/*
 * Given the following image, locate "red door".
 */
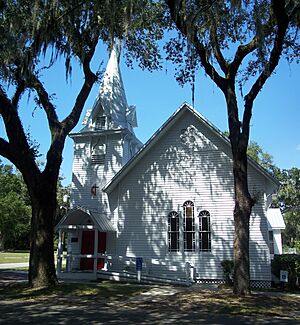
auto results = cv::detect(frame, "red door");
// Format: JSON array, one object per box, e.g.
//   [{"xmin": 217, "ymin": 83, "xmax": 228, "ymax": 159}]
[
  {"xmin": 80, "ymin": 231, "xmax": 107, "ymax": 270},
  {"xmin": 80, "ymin": 230, "xmax": 94, "ymax": 270},
  {"xmin": 97, "ymin": 232, "xmax": 107, "ymax": 269}
]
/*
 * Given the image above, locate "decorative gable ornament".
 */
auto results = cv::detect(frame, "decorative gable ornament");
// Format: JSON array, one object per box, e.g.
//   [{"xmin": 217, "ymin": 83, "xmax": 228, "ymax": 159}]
[{"xmin": 180, "ymin": 125, "xmax": 217, "ymax": 151}]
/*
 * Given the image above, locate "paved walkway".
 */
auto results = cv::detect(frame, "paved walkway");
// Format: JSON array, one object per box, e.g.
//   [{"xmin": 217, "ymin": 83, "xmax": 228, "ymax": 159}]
[{"xmin": 0, "ymin": 263, "xmax": 28, "ymax": 270}]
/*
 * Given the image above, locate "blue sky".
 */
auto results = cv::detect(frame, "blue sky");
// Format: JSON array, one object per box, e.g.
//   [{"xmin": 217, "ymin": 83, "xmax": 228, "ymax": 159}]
[{"xmin": 1, "ymin": 46, "xmax": 299, "ymax": 186}]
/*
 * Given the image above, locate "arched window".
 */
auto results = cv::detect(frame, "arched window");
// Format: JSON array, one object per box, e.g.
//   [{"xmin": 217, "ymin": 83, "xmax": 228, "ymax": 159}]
[
  {"xmin": 168, "ymin": 211, "xmax": 179, "ymax": 252},
  {"xmin": 199, "ymin": 210, "xmax": 211, "ymax": 251},
  {"xmin": 183, "ymin": 201, "xmax": 195, "ymax": 251}
]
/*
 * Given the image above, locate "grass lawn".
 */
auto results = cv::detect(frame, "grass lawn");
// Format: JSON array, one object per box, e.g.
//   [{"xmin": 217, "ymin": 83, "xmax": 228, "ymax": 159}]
[
  {"xmin": 0, "ymin": 251, "xmax": 29, "ymax": 264},
  {"xmin": 171, "ymin": 288, "xmax": 300, "ymax": 319},
  {"xmin": 0, "ymin": 282, "xmax": 299, "ymax": 320},
  {"xmin": 0, "ymin": 281, "xmax": 149, "ymax": 302}
]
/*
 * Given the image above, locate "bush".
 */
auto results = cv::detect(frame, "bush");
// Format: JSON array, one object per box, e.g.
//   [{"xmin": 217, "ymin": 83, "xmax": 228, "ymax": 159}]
[
  {"xmin": 221, "ymin": 260, "xmax": 234, "ymax": 286},
  {"xmin": 271, "ymin": 254, "xmax": 300, "ymax": 290}
]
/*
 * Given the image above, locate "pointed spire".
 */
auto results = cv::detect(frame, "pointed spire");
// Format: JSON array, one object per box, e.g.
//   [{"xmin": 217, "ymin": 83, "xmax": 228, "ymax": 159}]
[
  {"xmin": 98, "ymin": 43, "xmax": 128, "ymax": 128},
  {"xmin": 81, "ymin": 41, "xmax": 137, "ymax": 132}
]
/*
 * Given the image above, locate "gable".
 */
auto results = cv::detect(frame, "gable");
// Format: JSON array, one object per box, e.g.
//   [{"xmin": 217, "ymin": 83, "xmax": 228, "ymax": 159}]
[
  {"xmin": 103, "ymin": 103, "xmax": 278, "ymax": 194},
  {"xmin": 123, "ymin": 110, "xmax": 232, "ymax": 193},
  {"xmin": 104, "ymin": 105, "xmax": 231, "ymax": 194}
]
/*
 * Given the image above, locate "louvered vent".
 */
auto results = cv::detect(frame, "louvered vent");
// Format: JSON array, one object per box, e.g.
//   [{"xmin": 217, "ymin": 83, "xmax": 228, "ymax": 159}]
[
  {"xmin": 95, "ymin": 116, "xmax": 106, "ymax": 130},
  {"xmin": 91, "ymin": 154, "xmax": 105, "ymax": 165}
]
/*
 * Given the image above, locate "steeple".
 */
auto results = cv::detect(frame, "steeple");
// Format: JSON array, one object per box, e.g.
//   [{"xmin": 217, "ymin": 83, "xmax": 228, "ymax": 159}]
[
  {"xmin": 81, "ymin": 43, "xmax": 137, "ymax": 133},
  {"xmin": 69, "ymin": 42, "xmax": 142, "ymax": 214}
]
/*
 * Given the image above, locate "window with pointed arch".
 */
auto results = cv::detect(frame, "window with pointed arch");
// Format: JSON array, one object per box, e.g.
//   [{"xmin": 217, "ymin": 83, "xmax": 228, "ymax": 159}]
[
  {"xmin": 199, "ymin": 210, "xmax": 211, "ymax": 251},
  {"xmin": 183, "ymin": 201, "xmax": 195, "ymax": 251},
  {"xmin": 168, "ymin": 211, "xmax": 179, "ymax": 252}
]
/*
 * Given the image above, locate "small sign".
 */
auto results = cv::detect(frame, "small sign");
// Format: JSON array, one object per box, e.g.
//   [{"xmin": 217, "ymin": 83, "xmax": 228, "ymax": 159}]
[
  {"xmin": 280, "ymin": 270, "xmax": 288, "ymax": 283},
  {"xmin": 136, "ymin": 257, "xmax": 143, "ymax": 271}
]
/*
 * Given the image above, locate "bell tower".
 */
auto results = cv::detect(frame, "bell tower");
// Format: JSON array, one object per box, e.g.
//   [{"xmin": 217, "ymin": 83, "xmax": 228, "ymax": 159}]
[{"xmin": 70, "ymin": 45, "xmax": 142, "ymax": 213}]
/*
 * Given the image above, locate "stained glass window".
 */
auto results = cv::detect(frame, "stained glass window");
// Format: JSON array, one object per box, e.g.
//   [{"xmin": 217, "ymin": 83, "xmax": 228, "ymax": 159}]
[
  {"xmin": 199, "ymin": 210, "xmax": 211, "ymax": 251},
  {"xmin": 168, "ymin": 211, "xmax": 179, "ymax": 252},
  {"xmin": 183, "ymin": 201, "xmax": 195, "ymax": 251}
]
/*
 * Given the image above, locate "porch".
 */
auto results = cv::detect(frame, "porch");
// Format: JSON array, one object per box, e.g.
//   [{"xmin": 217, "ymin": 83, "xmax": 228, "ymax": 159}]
[{"xmin": 55, "ymin": 206, "xmax": 116, "ymax": 280}]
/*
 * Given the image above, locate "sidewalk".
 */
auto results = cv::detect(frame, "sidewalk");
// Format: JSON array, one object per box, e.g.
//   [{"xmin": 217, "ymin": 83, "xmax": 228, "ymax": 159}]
[{"xmin": 0, "ymin": 263, "xmax": 28, "ymax": 269}]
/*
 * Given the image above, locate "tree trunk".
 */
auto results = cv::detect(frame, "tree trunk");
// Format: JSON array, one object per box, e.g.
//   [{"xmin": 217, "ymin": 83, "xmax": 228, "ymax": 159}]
[
  {"xmin": 225, "ymin": 86, "xmax": 254, "ymax": 295},
  {"xmin": 28, "ymin": 178, "xmax": 58, "ymax": 288},
  {"xmin": 232, "ymin": 150, "xmax": 254, "ymax": 295}
]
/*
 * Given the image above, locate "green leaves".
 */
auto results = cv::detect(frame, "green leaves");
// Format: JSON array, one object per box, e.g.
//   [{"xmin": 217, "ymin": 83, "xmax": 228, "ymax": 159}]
[
  {"xmin": 0, "ymin": 160, "xmax": 31, "ymax": 250},
  {"xmin": 165, "ymin": 0, "xmax": 300, "ymax": 91},
  {"xmin": 246, "ymin": 140, "xmax": 278, "ymax": 175},
  {"xmin": 275, "ymin": 168, "xmax": 300, "ymax": 248},
  {"xmin": 0, "ymin": 192, "xmax": 31, "ymax": 250}
]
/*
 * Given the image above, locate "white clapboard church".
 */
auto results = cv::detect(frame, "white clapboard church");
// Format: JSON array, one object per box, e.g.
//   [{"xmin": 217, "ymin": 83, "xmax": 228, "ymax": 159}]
[{"xmin": 55, "ymin": 46, "xmax": 285, "ymax": 287}]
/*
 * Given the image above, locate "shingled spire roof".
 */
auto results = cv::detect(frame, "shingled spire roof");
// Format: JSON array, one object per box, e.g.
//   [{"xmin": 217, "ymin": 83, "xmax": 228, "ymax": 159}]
[
  {"xmin": 79, "ymin": 43, "xmax": 137, "ymax": 133},
  {"xmin": 97, "ymin": 43, "xmax": 128, "ymax": 128}
]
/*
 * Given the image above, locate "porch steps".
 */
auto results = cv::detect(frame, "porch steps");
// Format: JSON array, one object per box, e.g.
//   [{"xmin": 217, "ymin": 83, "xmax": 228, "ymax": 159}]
[{"xmin": 97, "ymin": 270, "xmax": 192, "ymax": 286}]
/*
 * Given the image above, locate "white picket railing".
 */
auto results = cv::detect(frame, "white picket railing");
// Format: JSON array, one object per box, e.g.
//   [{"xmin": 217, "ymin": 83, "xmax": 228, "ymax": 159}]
[{"xmin": 56, "ymin": 252, "xmax": 195, "ymax": 285}]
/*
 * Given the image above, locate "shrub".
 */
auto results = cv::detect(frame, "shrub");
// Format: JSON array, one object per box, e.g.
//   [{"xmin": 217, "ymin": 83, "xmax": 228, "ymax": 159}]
[
  {"xmin": 221, "ymin": 260, "xmax": 234, "ymax": 286},
  {"xmin": 271, "ymin": 254, "xmax": 300, "ymax": 290}
]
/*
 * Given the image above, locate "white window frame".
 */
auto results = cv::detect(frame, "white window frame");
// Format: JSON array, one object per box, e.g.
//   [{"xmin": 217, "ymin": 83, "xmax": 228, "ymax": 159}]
[
  {"xmin": 198, "ymin": 210, "xmax": 212, "ymax": 252},
  {"xmin": 168, "ymin": 211, "xmax": 180, "ymax": 252},
  {"xmin": 183, "ymin": 201, "xmax": 195, "ymax": 252}
]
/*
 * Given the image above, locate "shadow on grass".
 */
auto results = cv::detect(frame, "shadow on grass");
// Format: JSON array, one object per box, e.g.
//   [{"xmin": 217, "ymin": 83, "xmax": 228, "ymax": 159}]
[
  {"xmin": 0, "ymin": 281, "xmax": 149, "ymax": 301},
  {"xmin": 167, "ymin": 289, "xmax": 300, "ymax": 319},
  {"xmin": 0, "ymin": 283, "xmax": 299, "ymax": 324}
]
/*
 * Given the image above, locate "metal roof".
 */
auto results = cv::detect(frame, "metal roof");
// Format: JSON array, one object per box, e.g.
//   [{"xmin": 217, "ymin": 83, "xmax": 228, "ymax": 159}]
[
  {"xmin": 266, "ymin": 208, "xmax": 285, "ymax": 230},
  {"xmin": 55, "ymin": 206, "xmax": 116, "ymax": 232}
]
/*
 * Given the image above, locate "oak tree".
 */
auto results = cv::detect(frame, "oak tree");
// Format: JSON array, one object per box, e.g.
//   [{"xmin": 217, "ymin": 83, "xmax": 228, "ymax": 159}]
[
  {"xmin": 0, "ymin": 0, "xmax": 164, "ymax": 288},
  {"xmin": 165, "ymin": 0, "xmax": 300, "ymax": 294}
]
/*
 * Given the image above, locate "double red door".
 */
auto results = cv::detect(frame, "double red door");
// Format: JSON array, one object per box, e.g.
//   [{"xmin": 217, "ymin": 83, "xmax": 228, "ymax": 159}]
[{"xmin": 80, "ymin": 230, "xmax": 107, "ymax": 270}]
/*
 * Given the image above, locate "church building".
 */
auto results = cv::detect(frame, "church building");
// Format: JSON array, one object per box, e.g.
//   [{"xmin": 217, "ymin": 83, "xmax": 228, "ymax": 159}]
[{"xmin": 55, "ymin": 47, "xmax": 284, "ymax": 287}]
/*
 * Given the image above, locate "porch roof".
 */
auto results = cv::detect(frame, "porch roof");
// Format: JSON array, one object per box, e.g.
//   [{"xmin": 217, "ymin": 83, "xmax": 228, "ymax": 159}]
[
  {"xmin": 266, "ymin": 208, "xmax": 285, "ymax": 230},
  {"xmin": 55, "ymin": 206, "xmax": 116, "ymax": 232}
]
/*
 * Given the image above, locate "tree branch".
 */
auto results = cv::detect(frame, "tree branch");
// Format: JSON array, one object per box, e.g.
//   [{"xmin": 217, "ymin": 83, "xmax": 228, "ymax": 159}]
[
  {"xmin": 0, "ymin": 137, "xmax": 14, "ymax": 162},
  {"xmin": 29, "ymin": 73, "xmax": 60, "ymax": 134},
  {"xmin": 210, "ymin": 21, "xmax": 229, "ymax": 75},
  {"xmin": 166, "ymin": 0, "xmax": 227, "ymax": 92},
  {"xmin": 229, "ymin": 36, "xmax": 258, "ymax": 79},
  {"xmin": 228, "ymin": 5, "xmax": 278, "ymax": 80},
  {"xmin": 61, "ymin": 40, "xmax": 98, "ymax": 135},
  {"xmin": 242, "ymin": 0, "xmax": 289, "ymax": 144},
  {"xmin": 41, "ymin": 35, "xmax": 98, "ymax": 182},
  {"xmin": 12, "ymin": 79, "xmax": 26, "ymax": 108},
  {"xmin": 244, "ymin": 0, "xmax": 289, "ymax": 113},
  {"xmin": 0, "ymin": 87, "xmax": 40, "ymax": 180}
]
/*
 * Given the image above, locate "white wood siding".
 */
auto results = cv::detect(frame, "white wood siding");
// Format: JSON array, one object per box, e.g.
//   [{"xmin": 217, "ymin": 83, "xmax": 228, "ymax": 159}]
[
  {"xmin": 71, "ymin": 133, "xmax": 123, "ymax": 214},
  {"xmin": 107, "ymin": 110, "xmax": 271, "ymax": 281}
]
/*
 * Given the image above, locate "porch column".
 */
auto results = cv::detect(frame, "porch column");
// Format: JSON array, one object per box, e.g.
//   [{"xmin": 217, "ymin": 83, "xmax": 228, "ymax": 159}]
[
  {"xmin": 93, "ymin": 229, "xmax": 98, "ymax": 274},
  {"xmin": 57, "ymin": 229, "xmax": 63, "ymax": 273}
]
